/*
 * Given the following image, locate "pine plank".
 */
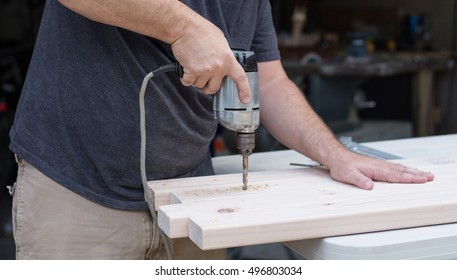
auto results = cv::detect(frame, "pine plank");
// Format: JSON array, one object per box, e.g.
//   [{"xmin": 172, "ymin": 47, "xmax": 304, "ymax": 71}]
[
  {"xmin": 148, "ymin": 167, "xmax": 329, "ymax": 209},
  {"xmin": 159, "ymin": 175, "xmax": 455, "ymax": 239},
  {"xmin": 153, "ymin": 156, "xmax": 457, "ymax": 250}
]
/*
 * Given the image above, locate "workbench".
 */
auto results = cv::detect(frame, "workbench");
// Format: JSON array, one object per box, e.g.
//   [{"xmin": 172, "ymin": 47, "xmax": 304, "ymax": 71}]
[
  {"xmin": 211, "ymin": 134, "xmax": 457, "ymax": 259},
  {"xmin": 282, "ymin": 52, "xmax": 455, "ymax": 136}
]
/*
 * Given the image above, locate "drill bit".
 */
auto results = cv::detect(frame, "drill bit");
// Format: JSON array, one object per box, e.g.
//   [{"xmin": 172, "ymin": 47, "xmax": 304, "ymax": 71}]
[
  {"xmin": 236, "ymin": 132, "xmax": 255, "ymax": 191},
  {"xmin": 242, "ymin": 155, "xmax": 248, "ymax": 190}
]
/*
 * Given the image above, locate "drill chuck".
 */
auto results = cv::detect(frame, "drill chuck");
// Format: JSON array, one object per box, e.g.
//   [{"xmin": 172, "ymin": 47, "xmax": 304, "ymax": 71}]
[{"xmin": 236, "ymin": 132, "xmax": 255, "ymax": 156}]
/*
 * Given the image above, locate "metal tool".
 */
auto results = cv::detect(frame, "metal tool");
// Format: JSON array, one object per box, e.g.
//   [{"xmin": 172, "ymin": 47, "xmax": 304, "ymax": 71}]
[
  {"xmin": 138, "ymin": 54, "xmax": 258, "ymax": 259},
  {"xmin": 339, "ymin": 136, "xmax": 402, "ymax": 160},
  {"xmin": 213, "ymin": 50, "xmax": 259, "ymax": 190}
]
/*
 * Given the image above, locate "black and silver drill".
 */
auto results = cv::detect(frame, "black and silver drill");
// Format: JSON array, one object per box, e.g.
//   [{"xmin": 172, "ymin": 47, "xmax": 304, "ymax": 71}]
[{"xmin": 213, "ymin": 50, "xmax": 259, "ymax": 190}]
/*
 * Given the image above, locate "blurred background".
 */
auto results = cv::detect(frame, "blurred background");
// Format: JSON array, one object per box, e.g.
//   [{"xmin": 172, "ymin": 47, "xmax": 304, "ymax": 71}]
[
  {"xmin": 212, "ymin": 0, "xmax": 456, "ymax": 157},
  {"xmin": 1, "ymin": 0, "xmax": 456, "ymax": 259}
]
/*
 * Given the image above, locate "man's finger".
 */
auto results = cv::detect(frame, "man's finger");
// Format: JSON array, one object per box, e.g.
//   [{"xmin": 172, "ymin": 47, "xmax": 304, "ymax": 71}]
[
  {"xmin": 404, "ymin": 167, "xmax": 434, "ymax": 181},
  {"xmin": 201, "ymin": 75, "xmax": 224, "ymax": 94},
  {"xmin": 351, "ymin": 173, "xmax": 374, "ymax": 190},
  {"xmin": 180, "ymin": 72, "xmax": 197, "ymax": 87},
  {"xmin": 228, "ymin": 63, "xmax": 251, "ymax": 103},
  {"xmin": 193, "ymin": 75, "xmax": 211, "ymax": 89}
]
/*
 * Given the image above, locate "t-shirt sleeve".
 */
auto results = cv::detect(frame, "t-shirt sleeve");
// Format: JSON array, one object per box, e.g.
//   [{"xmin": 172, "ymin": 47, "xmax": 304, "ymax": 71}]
[{"xmin": 251, "ymin": 0, "xmax": 281, "ymax": 62}]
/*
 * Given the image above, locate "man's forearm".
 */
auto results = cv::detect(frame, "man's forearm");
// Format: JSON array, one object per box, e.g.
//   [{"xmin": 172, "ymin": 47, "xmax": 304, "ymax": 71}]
[
  {"xmin": 58, "ymin": 0, "xmax": 201, "ymax": 44},
  {"xmin": 58, "ymin": 0, "xmax": 250, "ymax": 100},
  {"xmin": 258, "ymin": 60, "xmax": 348, "ymax": 168}
]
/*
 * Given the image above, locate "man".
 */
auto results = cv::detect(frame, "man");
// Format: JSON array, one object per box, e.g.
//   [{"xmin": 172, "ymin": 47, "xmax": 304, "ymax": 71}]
[{"xmin": 9, "ymin": 0, "xmax": 433, "ymax": 259}]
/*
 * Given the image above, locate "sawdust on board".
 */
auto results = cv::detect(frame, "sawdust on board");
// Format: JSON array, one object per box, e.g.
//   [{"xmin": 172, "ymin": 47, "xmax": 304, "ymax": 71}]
[{"xmin": 181, "ymin": 183, "xmax": 272, "ymax": 197}]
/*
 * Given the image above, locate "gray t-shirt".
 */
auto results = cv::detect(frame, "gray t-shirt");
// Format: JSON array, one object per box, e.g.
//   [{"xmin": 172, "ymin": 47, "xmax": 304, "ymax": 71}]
[{"xmin": 10, "ymin": 0, "xmax": 280, "ymax": 210}]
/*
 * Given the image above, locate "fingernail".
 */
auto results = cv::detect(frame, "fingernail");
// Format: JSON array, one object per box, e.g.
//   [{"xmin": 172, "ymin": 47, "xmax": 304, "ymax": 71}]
[
  {"xmin": 363, "ymin": 180, "xmax": 373, "ymax": 189},
  {"xmin": 243, "ymin": 96, "xmax": 251, "ymax": 103}
]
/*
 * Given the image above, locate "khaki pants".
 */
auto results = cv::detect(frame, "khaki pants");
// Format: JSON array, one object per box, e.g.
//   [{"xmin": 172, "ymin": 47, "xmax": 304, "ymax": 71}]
[{"xmin": 11, "ymin": 157, "xmax": 226, "ymax": 260}]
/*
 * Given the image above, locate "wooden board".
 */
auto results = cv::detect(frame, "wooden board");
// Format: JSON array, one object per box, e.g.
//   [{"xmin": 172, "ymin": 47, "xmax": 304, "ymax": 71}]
[{"xmin": 149, "ymin": 156, "xmax": 457, "ymax": 250}]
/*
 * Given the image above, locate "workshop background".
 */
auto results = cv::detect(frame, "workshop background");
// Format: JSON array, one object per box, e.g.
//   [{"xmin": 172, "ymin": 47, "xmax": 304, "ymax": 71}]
[{"xmin": 0, "ymin": 0, "xmax": 456, "ymax": 260}]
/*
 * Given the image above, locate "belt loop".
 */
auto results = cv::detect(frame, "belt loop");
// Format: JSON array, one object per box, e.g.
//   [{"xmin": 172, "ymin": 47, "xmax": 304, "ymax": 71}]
[
  {"xmin": 7, "ymin": 183, "xmax": 15, "ymax": 196},
  {"xmin": 14, "ymin": 154, "xmax": 22, "ymax": 164}
]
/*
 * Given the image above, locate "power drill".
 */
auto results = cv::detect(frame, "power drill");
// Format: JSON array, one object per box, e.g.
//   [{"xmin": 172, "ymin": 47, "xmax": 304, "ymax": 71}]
[
  {"xmin": 137, "ymin": 51, "xmax": 258, "ymax": 258},
  {"xmin": 213, "ymin": 50, "xmax": 259, "ymax": 190}
]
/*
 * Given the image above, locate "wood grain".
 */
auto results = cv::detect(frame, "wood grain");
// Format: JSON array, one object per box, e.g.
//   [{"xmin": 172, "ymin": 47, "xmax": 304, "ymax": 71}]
[{"xmin": 150, "ymin": 156, "xmax": 457, "ymax": 250}]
